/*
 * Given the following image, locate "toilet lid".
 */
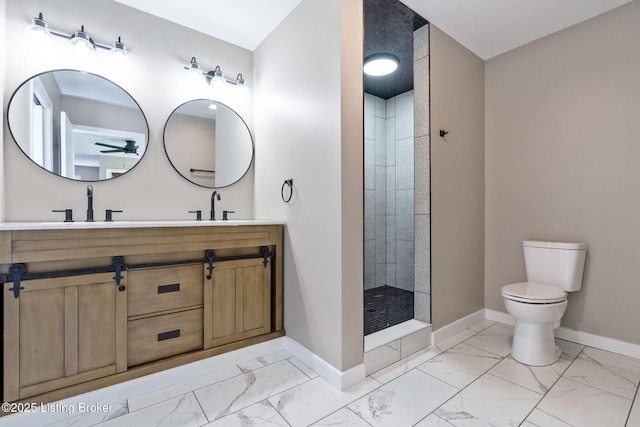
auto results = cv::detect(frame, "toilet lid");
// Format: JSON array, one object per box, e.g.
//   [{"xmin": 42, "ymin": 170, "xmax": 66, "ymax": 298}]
[{"xmin": 501, "ymin": 282, "xmax": 567, "ymax": 304}]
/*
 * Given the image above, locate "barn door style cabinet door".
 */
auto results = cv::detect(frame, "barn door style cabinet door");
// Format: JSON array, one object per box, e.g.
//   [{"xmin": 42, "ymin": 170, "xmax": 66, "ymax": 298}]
[
  {"xmin": 205, "ymin": 258, "xmax": 272, "ymax": 348},
  {"xmin": 3, "ymin": 273, "xmax": 127, "ymax": 401}
]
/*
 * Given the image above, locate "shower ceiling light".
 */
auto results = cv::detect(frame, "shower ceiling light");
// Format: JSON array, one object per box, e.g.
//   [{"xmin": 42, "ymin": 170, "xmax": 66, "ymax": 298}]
[{"xmin": 364, "ymin": 53, "xmax": 399, "ymax": 76}]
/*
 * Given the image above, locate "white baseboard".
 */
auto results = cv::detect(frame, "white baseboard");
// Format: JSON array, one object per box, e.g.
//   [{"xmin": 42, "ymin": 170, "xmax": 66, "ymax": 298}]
[
  {"xmin": 485, "ymin": 309, "xmax": 640, "ymax": 360},
  {"xmin": 284, "ymin": 337, "xmax": 366, "ymax": 390},
  {"xmin": 484, "ymin": 308, "xmax": 515, "ymax": 326},
  {"xmin": 431, "ymin": 309, "xmax": 485, "ymax": 344},
  {"xmin": 554, "ymin": 326, "xmax": 640, "ymax": 360}
]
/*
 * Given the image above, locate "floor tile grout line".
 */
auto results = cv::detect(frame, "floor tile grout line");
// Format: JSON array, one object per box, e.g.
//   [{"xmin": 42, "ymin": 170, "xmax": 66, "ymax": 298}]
[
  {"xmin": 264, "ymin": 398, "xmax": 294, "ymax": 427},
  {"xmin": 516, "ymin": 346, "xmax": 585, "ymax": 425},
  {"xmin": 625, "ymin": 387, "xmax": 639, "ymax": 427},
  {"xmin": 409, "ymin": 327, "xmax": 571, "ymax": 426},
  {"xmin": 126, "ymin": 356, "xmax": 313, "ymax": 425},
  {"xmin": 190, "ymin": 390, "xmax": 211, "ymax": 424}
]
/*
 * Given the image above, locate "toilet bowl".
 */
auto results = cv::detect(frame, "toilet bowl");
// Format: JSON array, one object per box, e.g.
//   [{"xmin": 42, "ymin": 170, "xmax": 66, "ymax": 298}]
[
  {"xmin": 501, "ymin": 241, "xmax": 586, "ymax": 366},
  {"xmin": 502, "ymin": 282, "xmax": 568, "ymax": 365}
]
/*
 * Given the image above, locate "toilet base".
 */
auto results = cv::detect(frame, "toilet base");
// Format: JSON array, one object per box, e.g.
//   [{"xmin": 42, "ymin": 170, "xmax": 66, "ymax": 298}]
[{"xmin": 511, "ymin": 320, "xmax": 562, "ymax": 366}]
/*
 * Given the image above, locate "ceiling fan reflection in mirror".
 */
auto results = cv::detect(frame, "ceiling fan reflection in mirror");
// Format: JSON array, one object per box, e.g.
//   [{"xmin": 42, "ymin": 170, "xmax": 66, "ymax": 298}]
[{"xmin": 95, "ymin": 139, "xmax": 139, "ymax": 155}]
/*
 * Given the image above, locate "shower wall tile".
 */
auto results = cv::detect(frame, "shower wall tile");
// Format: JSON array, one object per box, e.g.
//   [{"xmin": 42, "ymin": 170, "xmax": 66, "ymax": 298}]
[
  {"xmin": 414, "ymin": 25, "xmax": 429, "ymax": 61},
  {"xmin": 396, "ymin": 241, "xmax": 415, "ymax": 292},
  {"xmin": 375, "ymin": 117, "xmax": 386, "ymax": 165},
  {"xmin": 375, "ymin": 215, "xmax": 386, "ymax": 262},
  {"xmin": 375, "ymin": 95, "xmax": 386, "ymax": 118},
  {"xmin": 395, "ymin": 91, "xmax": 415, "ymax": 140},
  {"xmin": 364, "ymin": 138, "xmax": 375, "ymax": 190},
  {"xmin": 415, "ymin": 291, "xmax": 431, "ymax": 323},
  {"xmin": 376, "ymin": 262, "xmax": 387, "ymax": 288},
  {"xmin": 414, "ymin": 56, "xmax": 430, "ymax": 138},
  {"xmin": 364, "ymin": 190, "xmax": 375, "ymax": 240},
  {"xmin": 386, "ymin": 117, "xmax": 396, "ymax": 165},
  {"xmin": 386, "ymin": 214, "xmax": 396, "ymax": 263},
  {"xmin": 364, "ymin": 240, "xmax": 376, "ymax": 290},
  {"xmin": 415, "ymin": 135, "xmax": 430, "ymax": 215},
  {"xmin": 386, "ymin": 263, "xmax": 396, "ymax": 288},
  {"xmin": 386, "ymin": 167, "xmax": 396, "ymax": 214},
  {"xmin": 396, "ymin": 190, "xmax": 414, "ymax": 241},
  {"xmin": 415, "ymin": 215, "xmax": 431, "ymax": 294},
  {"xmin": 396, "ymin": 137, "xmax": 414, "ymax": 190},
  {"xmin": 375, "ymin": 166, "xmax": 386, "ymax": 214},
  {"xmin": 385, "ymin": 96, "xmax": 395, "ymax": 119},
  {"xmin": 364, "ymin": 94, "xmax": 375, "ymax": 140}
]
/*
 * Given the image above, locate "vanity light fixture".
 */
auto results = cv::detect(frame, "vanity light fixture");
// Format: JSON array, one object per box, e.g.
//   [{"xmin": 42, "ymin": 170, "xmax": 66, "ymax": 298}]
[
  {"xmin": 24, "ymin": 12, "xmax": 130, "ymax": 63},
  {"xmin": 184, "ymin": 58, "xmax": 249, "ymax": 96},
  {"xmin": 364, "ymin": 53, "xmax": 399, "ymax": 76}
]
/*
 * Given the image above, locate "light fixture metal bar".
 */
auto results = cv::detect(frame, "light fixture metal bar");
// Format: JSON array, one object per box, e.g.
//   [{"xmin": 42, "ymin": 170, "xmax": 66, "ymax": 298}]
[
  {"xmin": 48, "ymin": 29, "xmax": 113, "ymax": 51},
  {"xmin": 28, "ymin": 13, "xmax": 127, "ymax": 54}
]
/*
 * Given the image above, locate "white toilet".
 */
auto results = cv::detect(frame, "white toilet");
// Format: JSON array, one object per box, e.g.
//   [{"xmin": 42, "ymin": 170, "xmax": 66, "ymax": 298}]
[{"xmin": 501, "ymin": 240, "xmax": 587, "ymax": 366}]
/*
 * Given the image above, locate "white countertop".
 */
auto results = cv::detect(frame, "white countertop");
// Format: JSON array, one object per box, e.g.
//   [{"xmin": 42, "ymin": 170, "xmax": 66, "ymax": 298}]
[{"xmin": 0, "ymin": 220, "xmax": 284, "ymax": 231}]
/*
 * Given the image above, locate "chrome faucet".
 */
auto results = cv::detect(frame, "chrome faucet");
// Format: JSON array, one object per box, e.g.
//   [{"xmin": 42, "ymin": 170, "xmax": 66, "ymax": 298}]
[
  {"xmin": 86, "ymin": 185, "xmax": 94, "ymax": 222},
  {"xmin": 210, "ymin": 191, "xmax": 221, "ymax": 220}
]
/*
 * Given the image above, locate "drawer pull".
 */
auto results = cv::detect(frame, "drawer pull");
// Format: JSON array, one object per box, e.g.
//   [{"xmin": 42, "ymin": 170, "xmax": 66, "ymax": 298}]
[
  {"xmin": 157, "ymin": 329, "xmax": 181, "ymax": 341},
  {"xmin": 157, "ymin": 283, "xmax": 180, "ymax": 294}
]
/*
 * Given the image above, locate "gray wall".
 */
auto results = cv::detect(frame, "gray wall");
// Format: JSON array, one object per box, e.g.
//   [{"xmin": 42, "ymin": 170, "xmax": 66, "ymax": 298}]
[
  {"xmin": 430, "ymin": 25, "xmax": 485, "ymax": 330},
  {"xmin": 254, "ymin": 0, "xmax": 364, "ymax": 372},
  {"xmin": 3, "ymin": 0, "xmax": 254, "ymax": 221},
  {"xmin": 485, "ymin": 1, "xmax": 640, "ymax": 345}
]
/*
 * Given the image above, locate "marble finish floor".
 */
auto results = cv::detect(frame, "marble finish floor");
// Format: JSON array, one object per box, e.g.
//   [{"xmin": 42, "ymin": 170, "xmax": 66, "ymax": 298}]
[{"xmin": 44, "ymin": 321, "xmax": 640, "ymax": 426}]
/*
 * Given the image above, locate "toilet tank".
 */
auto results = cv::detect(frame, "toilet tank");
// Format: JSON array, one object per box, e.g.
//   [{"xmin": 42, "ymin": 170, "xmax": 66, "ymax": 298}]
[{"xmin": 523, "ymin": 241, "xmax": 587, "ymax": 292}]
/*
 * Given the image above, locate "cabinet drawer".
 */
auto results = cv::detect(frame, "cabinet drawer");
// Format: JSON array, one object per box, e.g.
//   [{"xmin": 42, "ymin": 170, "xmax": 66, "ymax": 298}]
[
  {"xmin": 128, "ymin": 265, "xmax": 203, "ymax": 317},
  {"xmin": 128, "ymin": 308, "xmax": 203, "ymax": 366}
]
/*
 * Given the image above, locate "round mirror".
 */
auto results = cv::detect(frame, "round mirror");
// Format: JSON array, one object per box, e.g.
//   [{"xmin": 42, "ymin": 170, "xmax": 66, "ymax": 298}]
[
  {"xmin": 163, "ymin": 99, "xmax": 253, "ymax": 188},
  {"xmin": 7, "ymin": 70, "xmax": 149, "ymax": 181}
]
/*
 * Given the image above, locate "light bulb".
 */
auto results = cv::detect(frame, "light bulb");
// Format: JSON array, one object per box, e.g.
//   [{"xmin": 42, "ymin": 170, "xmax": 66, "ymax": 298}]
[
  {"xmin": 185, "ymin": 57, "xmax": 203, "ymax": 85},
  {"xmin": 24, "ymin": 13, "xmax": 51, "ymax": 45},
  {"xmin": 69, "ymin": 26, "xmax": 95, "ymax": 56},
  {"xmin": 110, "ymin": 37, "xmax": 128, "ymax": 66},
  {"xmin": 208, "ymin": 66, "xmax": 227, "ymax": 93},
  {"xmin": 235, "ymin": 73, "xmax": 249, "ymax": 97}
]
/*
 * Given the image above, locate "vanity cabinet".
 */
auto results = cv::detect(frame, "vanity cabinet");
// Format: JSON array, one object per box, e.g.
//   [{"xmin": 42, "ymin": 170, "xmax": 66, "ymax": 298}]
[
  {"xmin": 3, "ymin": 273, "xmax": 127, "ymax": 401},
  {"xmin": 1, "ymin": 223, "xmax": 283, "ymax": 403}
]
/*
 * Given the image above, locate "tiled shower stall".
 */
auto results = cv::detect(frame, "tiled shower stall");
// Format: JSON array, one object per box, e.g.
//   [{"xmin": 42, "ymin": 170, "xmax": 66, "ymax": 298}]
[{"xmin": 364, "ymin": 24, "xmax": 430, "ymax": 335}]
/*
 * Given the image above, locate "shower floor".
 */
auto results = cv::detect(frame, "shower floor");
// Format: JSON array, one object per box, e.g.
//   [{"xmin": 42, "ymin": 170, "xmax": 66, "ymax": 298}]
[{"xmin": 364, "ymin": 285, "xmax": 414, "ymax": 336}]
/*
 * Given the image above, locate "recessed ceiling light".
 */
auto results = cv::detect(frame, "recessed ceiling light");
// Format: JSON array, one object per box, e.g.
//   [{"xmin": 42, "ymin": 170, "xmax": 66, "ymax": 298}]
[{"xmin": 363, "ymin": 53, "xmax": 399, "ymax": 76}]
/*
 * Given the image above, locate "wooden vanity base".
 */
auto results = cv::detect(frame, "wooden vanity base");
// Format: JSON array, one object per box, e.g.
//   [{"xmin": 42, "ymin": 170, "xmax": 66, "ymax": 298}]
[{"xmin": 1, "ymin": 224, "xmax": 283, "ymax": 404}]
